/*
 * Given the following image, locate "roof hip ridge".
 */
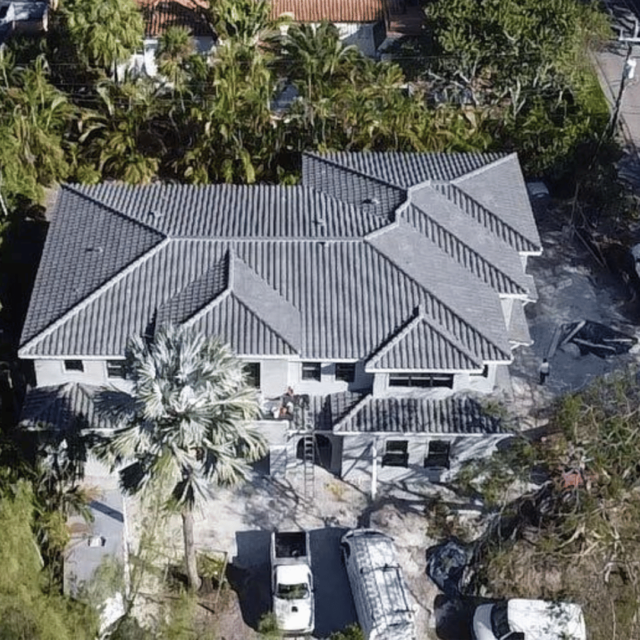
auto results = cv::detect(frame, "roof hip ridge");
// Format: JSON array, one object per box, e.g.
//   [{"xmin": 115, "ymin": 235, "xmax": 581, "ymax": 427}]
[
  {"xmin": 365, "ymin": 240, "xmax": 510, "ymax": 361},
  {"xmin": 450, "ymin": 152, "xmax": 513, "ymax": 183},
  {"xmin": 332, "ymin": 393, "xmax": 372, "ymax": 433},
  {"xmin": 366, "ymin": 304, "xmax": 483, "ymax": 370},
  {"xmin": 436, "ymin": 181, "xmax": 538, "ymax": 252},
  {"xmin": 407, "ymin": 202, "xmax": 527, "ymax": 296},
  {"xmin": 63, "ymin": 184, "xmax": 168, "ymax": 238},
  {"xmin": 303, "ymin": 151, "xmax": 408, "ymax": 192},
  {"xmin": 19, "ymin": 237, "xmax": 173, "ymax": 355}
]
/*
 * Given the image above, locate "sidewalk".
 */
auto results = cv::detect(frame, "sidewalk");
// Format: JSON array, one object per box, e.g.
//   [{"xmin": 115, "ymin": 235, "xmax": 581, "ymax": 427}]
[
  {"xmin": 593, "ymin": 42, "xmax": 640, "ymax": 145},
  {"xmin": 594, "ymin": 2, "xmax": 640, "ymax": 187}
]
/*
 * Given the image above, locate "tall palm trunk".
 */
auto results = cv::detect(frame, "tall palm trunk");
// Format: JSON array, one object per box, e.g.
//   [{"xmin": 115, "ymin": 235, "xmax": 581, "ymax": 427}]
[{"xmin": 182, "ymin": 508, "xmax": 201, "ymax": 590}]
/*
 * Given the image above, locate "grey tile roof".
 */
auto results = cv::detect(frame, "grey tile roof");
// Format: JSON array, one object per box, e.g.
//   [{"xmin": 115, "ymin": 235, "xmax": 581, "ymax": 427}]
[
  {"xmin": 21, "ymin": 188, "xmax": 165, "ymax": 345},
  {"xmin": 19, "ymin": 152, "xmax": 540, "ymax": 369},
  {"xmin": 367, "ymin": 220, "xmax": 511, "ymax": 360},
  {"xmin": 20, "ymin": 383, "xmax": 112, "ymax": 431},
  {"xmin": 157, "ymin": 254, "xmax": 229, "ymax": 326},
  {"xmin": 434, "ymin": 183, "xmax": 539, "ymax": 254},
  {"xmin": 314, "ymin": 151, "xmax": 506, "ymax": 188},
  {"xmin": 21, "ymin": 384, "xmax": 502, "ymax": 438},
  {"xmin": 310, "ymin": 391, "xmax": 367, "ymax": 431},
  {"xmin": 405, "ymin": 195, "xmax": 533, "ymax": 297},
  {"xmin": 67, "ymin": 183, "xmax": 387, "ymax": 238},
  {"xmin": 453, "ymin": 156, "xmax": 542, "ymax": 252},
  {"xmin": 366, "ymin": 307, "xmax": 483, "ymax": 371},
  {"xmin": 302, "ymin": 153, "xmax": 406, "ymax": 218},
  {"xmin": 332, "ymin": 394, "xmax": 504, "ymax": 434},
  {"xmin": 190, "ymin": 291, "xmax": 299, "ymax": 355}
]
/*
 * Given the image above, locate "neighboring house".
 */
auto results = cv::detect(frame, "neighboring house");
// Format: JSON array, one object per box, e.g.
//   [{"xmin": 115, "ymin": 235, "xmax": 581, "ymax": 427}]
[
  {"xmin": 272, "ymin": 0, "xmax": 423, "ymax": 58},
  {"xmin": 0, "ymin": 0, "xmax": 48, "ymax": 44},
  {"xmin": 124, "ymin": 0, "xmax": 214, "ymax": 77},
  {"xmin": 19, "ymin": 151, "xmax": 541, "ymax": 487}
]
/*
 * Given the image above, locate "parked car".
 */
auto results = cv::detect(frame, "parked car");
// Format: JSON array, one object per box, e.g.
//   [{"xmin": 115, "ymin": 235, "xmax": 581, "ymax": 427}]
[
  {"xmin": 270, "ymin": 531, "xmax": 314, "ymax": 636},
  {"xmin": 340, "ymin": 528, "xmax": 416, "ymax": 640},
  {"xmin": 473, "ymin": 599, "xmax": 587, "ymax": 640}
]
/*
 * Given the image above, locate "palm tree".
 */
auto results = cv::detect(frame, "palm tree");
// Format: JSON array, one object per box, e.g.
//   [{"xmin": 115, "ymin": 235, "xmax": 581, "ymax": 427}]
[
  {"xmin": 0, "ymin": 52, "xmax": 75, "ymax": 205},
  {"xmin": 156, "ymin": 26, "xmax": 196, "ymax": 92},
  {"xmin": 206, "ymin": 0, "xmax": 280, "ymax": 46},
  {"xmin": 95, "ymin": 324, "xmax": 267, "ymax": 590},
  {"xmin": 61, "ymin": 0, "xmax": 144, "ymax": 77}
]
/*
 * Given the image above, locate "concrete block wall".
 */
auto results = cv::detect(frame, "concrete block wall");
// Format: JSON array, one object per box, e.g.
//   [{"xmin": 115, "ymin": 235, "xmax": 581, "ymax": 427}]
[
  {"xmin": 33, "ymin": 359, "xmax": 131, "ymax": 390},
  {"xmin": 338, "ymin": 432, "xmax": 508, "ymax": 486}
]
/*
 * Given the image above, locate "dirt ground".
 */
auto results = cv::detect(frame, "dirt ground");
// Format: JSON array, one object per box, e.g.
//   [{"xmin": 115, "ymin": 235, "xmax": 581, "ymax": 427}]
[
  {"xmin": 127, "ymin": 467, "xmax": 446, "ymax": 639},
  {"xmin": 124, "ymin": 202, "xmax": 640, "ymax": 640},
  {"xmin": 508, "ymin": 210, "xmax": 640, "ymax": 425}
]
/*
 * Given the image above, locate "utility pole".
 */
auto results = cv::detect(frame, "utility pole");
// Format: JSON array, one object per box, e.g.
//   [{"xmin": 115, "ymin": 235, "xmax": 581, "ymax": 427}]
[
  {"xmin": 0, "ymin": 172, "xmax": 9, "ymax": 218},
  {"xmin": 606, "ymin": 44, "xmax": 636, "ymax": 139},
  {"xmin": 608, "ymin": 11, "xmax": 640, "ymax": 139}
]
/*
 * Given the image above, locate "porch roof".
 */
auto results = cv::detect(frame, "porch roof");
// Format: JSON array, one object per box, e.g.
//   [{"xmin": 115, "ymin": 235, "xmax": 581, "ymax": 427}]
[{"xmin": 329, "ymin": 393, "xmax": 504, "ymax": 434}]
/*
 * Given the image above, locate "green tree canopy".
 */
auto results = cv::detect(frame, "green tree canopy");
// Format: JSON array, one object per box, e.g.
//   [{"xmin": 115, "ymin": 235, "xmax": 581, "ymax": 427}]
[
  {"xmin": 61, "ymin": 0, "xmax": 144, "ymax": 74},
  {"xmin": 0, "ymin": 51, "xmax": 74, "ymax": 205},
  {"xmin": 0, "ymin": 478, "xmax": 97, "ymax": 640}
]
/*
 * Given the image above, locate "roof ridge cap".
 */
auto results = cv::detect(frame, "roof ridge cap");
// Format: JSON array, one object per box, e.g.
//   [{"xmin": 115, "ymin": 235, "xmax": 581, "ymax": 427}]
[
  {"xmin": 407, "ymin": 202, "xmax": 527, "ymax": 296},
  {"xmin": 365, "ymin": 310, "xmax": 422, "ymax": 369},
  {"xmin": 304, "ymin": 151, "xmax": 408, "ymax": 192},
  {"xmin": 19, "ymin": 237, "xmax": 172, "ymax": 356},
  {"xmin": 332, "ymin": 393, "xmax": 372, "ymax": 433},
  {"xmin": 231, "ymin": 294, "xmax": 299, "ymax": 353},
  {"xmin": 450, "ymin": 152, "xmax": 512, "ymax": 183},
  {"xmin": 181, "ymin": 250, "xmax": 232, "ymax": 328},
  {"xmin": 63, "ymin": 184, "xmax": 168, "ymax": 239}
]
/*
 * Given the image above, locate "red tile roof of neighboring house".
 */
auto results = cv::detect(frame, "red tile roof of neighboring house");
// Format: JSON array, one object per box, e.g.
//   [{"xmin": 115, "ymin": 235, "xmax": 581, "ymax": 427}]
[
  {"xmin": 136, "ymin": 0, "xmax": 213, "ymax": 38},
  {"xmin": 271, "ymin": 0, "xmax": 385, "ymax": 24}
]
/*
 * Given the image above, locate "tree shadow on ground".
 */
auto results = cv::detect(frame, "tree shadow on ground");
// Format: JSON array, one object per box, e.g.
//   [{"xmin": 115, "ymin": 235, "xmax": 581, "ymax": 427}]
[{"xmin": 434, "ymin": 594, "xmax": 495, "ymax": 640}]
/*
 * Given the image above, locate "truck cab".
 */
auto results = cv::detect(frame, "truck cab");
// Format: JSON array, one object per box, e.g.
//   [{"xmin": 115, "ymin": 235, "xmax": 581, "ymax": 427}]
[
  {"xmin": 271, "ymin": 531, "xmax": 314, "ymax": 636},
  {"xmin": 473, "ymin": 599, "xmax": 587, "ymax": 640}
]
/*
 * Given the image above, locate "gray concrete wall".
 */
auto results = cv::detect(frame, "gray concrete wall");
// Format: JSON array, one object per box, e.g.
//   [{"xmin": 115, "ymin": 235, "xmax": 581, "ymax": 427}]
[
  {"xmin": 33, "ymin": 359, "xmax": 131, "ymax": 390},
  {"xmin": 338, "ymin": 432, "xmax": 506, "ymax": 488},
  {"xmin": 289, "ymin": 361, "xmax": 373, "ymax": 396},
  {"xmin": 370, "ymin": 368, "xmax": 498, "ymax": 397},
  {"xmin": 254, "ymin": 419, "xmax": 290, "ymax": 448}
]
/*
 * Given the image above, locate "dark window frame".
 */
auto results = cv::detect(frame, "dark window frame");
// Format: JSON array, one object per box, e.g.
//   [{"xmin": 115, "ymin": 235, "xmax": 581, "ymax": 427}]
[
  {"xmin": 106, "ymin": 360, "xmax": 126, "ymax": 379},
  {"xmin": 244, "ymin": 362, "xmax": 261, "ymax": 388},
  {"xmin": 424, "ymin": 440, "xmax": 451, "ymax": 469},
  {"xmin": 335, "ymin": 362, "xmax": 356, "ymax": 383},
  {"xmin": 388, "ymin": 373, "xmax": 454, "ymax": 388},
  {"xmin": 382, "ymin": 440, "xmax": 409, "ymax": 467},
  {"xmin": 64, "ymin": 360, "xmax": 84, "ymax": 372},
  {"xmin": 301, "ymin": 361, "xmax": 321, "ymax": 381}
]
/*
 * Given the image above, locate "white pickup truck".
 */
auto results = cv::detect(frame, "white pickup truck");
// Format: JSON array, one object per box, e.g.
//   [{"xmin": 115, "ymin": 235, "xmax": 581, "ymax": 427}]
[
  {"xmin": 473, "ymin": 599, "xmax": 587, "ymax": 640},
  {"xmin": 271, "ymin": 531, "xmax": 314, "ymax": 636}
]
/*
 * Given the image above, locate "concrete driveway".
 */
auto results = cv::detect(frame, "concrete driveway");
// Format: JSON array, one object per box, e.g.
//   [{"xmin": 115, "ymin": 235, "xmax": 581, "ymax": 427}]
[{"xmin": 229, "ymin": 526, "xmax": 357, "ymax": 638}]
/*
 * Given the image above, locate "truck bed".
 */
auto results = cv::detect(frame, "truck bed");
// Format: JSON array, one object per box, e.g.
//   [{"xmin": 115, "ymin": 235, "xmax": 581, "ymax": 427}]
[{"xmin": 274, "ymin": 531, "xmax": 308, "ymax": 559}]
